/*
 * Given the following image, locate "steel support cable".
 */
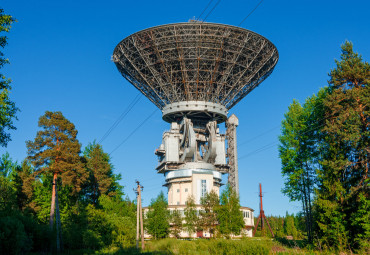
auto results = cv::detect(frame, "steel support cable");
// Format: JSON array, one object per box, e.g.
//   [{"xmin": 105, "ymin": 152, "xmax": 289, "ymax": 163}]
[
  {"xmin": 99, "ymin": 93, "xmax": 142, "ymax": 144},
  {"xmin": 203, "ymin": 0, "xmax": 221, "ymax": 22},
  {"xmin": 238, "ymin": 110, "xmax": 339, "ymax": 151},
  {"xmin": 140, "ymin": 174, "xmax": 164, "ymax": 183},
  {"xmin": 238, "ymin": 0, "xmax": 264, "ymax": 26},
  {"xmin": 109, "ymin": 109, "xmax": 158, "ymax": 155},
  {"xmin": 143, "ymin": 186, "xmax": 166, "ymax": 193},
  {"xmin": 197, "ymin": 0, "xmax": 214, "ymax": 20},
  {"xmin": 238, "ymin": 125, "xmax": 280, "ymax": 147},
  {"xmin": 238, "ymin": 142, "xmax": 277, "ymax": 160},
  {"xmin": 238, "ymin": 114, "xmax": 337, "ymax": 161}
]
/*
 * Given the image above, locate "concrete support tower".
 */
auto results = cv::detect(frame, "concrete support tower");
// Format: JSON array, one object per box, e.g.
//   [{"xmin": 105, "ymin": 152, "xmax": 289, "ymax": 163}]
[{"xmin": 226, "ymin": 114, "xmax": 239, "ymax": 195}]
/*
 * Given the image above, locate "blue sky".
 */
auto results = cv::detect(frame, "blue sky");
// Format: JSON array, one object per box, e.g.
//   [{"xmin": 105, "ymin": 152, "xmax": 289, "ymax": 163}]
[{"xmin": 1, "ymin": 0, "xmax": 369, "ymax": 216}]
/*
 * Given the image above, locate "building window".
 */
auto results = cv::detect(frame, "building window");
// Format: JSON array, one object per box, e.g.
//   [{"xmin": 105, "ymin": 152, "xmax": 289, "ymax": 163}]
[
  {"xmin": 177, "ymin": 201, "xmax": 180, "ymax": 205},
  {"xmin": 185, "ymin": 188, "xmax": 188, "ymax": 192},
  {"xmin": 201, "ymin": 180, "xmax": 207, "ymax": 198},
  {"xmin": 177, "ymin": 189, "xmax": 180, "ymax": 193}
]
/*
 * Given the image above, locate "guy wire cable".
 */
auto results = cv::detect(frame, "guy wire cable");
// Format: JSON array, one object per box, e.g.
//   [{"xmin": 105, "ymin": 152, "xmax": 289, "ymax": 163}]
[
  {"xmin": 99, "ymin": 93, "xmax": 142, "ymax": 144},
  {"xmin": 197, "ymin": 0, "xmax": 214, "ymax": 20},
  {"xmin": 203, "ymin": 0, "xmax": 221, "ymax": 22},
  {"xmin": 238, "ymin": 113, "xmax": 337, "ymax": 160},
  {"xmin": 109, "ymin": 108, "xmax": 158, "ymax": 155},
  {"xmin": 238, "ymin": 0, "xmax": 264, "ymax": 26}
]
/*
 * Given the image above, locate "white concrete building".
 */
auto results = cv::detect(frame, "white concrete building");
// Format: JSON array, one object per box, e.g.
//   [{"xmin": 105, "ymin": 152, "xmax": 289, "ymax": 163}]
[{"xmin": 143, "ymin": 205, "xmax": 254, "ymax": 238}]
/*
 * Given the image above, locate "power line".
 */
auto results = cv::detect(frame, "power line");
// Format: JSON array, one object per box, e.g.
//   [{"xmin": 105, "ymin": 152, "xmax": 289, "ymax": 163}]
[
  {"xmin": 99, "ymin": 93, "xmax": 142, "ymax": 144},
  {"xmin": 238, "ymin": 0, "xmax": 264, "ymax": 26},
  {"xmin": 238, "ymin": 124, "xmax": 280, "ymax": 147},
  {"xmin": 109, "ymin": 109, "xmax": 157, "ymax": 155},
  {"xmin": 197, "ymin": 0, "xmax": 214, "ymax": 20},
  {"xmin": 203, "ymin": 0, "xmax": 221, "ymax": 22},
  {"xmin": 239, "ymin": 141, "xmax": 277, "ymax": 160},
  {"xmin": 238, "ymin": 114, "xmax": 336, "ymax": 161}
]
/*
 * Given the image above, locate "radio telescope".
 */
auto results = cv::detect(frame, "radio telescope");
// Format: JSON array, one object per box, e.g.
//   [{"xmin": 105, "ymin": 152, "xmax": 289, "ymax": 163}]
[{"xmin": 113, "ymin": 21, "xmax": 278, "ymax": 204}]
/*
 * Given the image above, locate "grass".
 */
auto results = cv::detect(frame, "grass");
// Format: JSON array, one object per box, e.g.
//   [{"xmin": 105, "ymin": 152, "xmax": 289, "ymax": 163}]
[{"xmin": 54, "ymin": 238, "xmax": 328, "ymax": 255}]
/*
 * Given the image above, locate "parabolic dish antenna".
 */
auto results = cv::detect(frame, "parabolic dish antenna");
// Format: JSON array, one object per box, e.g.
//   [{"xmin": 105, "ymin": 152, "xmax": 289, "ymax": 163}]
[{"xmin": 113, "ymin": 22, "xmax": 278, "ymax": 123}]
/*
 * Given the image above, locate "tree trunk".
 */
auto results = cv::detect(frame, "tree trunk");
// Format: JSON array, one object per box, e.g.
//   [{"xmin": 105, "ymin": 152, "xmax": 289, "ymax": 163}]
[
  {"xmin": 49, "ymin": 173, "xmax": 57, "ymax": 228},
  {"xmin": 55, "ymin": 180, "xmax": 62, "ymax": 253},
  {"xmin": 301, "ymin": 178, "xmax": 310, "ymax": 241},
  {"xmin": 305, "ymin": 166, "xmax": 313, "ymax": 243}
]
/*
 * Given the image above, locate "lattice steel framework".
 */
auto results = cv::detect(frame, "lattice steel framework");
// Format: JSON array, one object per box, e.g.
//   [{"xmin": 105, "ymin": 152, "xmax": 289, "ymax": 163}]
[{"xmin": 113, "ymin": 22, "xmax": 278, "ymax": 114}]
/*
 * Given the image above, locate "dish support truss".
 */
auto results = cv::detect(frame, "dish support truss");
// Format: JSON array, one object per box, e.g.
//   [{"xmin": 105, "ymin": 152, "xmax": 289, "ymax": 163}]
[{"xmin": 112, "ymin": 22, "xmax": 278, "ymax": 113}]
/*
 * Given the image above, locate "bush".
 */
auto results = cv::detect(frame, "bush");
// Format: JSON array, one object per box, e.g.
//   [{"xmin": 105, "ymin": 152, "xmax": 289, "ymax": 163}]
[{"xmin": 0, "ymin": 215, "xmax": 31, "ymax": 254}]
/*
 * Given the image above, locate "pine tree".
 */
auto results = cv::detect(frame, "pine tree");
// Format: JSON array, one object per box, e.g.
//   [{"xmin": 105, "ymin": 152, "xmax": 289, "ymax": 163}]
[
  {"xmin": 0, "ymin": 9, "xmax": 18, "ymax": 147},
  {"xmin": 315, "ymin": 41, "xmax": 370, "ymax": 250},
  {"xmin": 26, "ymin": 111, "xmax": 87, "ymax": 251},
  {"xmin": 217, "ymin": 185, "xmax": 244, "ymax": 237}
]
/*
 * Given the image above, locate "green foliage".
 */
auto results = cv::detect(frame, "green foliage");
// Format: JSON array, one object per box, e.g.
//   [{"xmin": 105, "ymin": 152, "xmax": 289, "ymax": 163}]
[
  {"xmin": 254, "ymin": 213, "xmax": 304, "ymax": 239},
  {"xmin": 283, "ymin": 212, "xmax": 298, "ymax": 238},
  {"xmin": 184, "ymin": 195, "xmax": 197, "ymax": 236},
  {"xmin": 31, "ymin": 175, "xmax": 53, "ymax": 223},
  {"xmin": 27, "ymin": 111, "xmax": 87, "ymax": 195},
  {"xmin": 0, "ymin": 152, "xmax": 17, "ymax": 177},
  {"xmin": 0, "ymin": 215, "xmax": 31, "ymax": 254},
  {"xmin": 82, "ymin": 142, "xmax": 123, "ymax": 205},
  {"xmin": 217, "ymin": 185, "xmax": 244, "ymax": 237},
  {"xmin": 278, "ymin": 89, "xmax": 327, "ymax": 241},
  {"xmin": 170, "ymin": 209, "xmax": 182, "ymax": 238},
  {"xmin": 0, "ymin": 111, "xmax": 135, "ymax": 253},
  {"xmin": 0, "ymin": 175, "xmax": 15, "ymax": 211},
  {"xmin": 314, "ymin": 41, "xmax": 370, "ymax": 251},
  {"xmin": 0, "ymin": 9, "xmax": 18, "ymax": 147},
  {"xmin": 279, "ymin": 41, "xmax": 369, "ymax": 252},
  {"xmin": 199, "ymin": 190, "xmax": 219, "ymax": 237},
  {"xmin": 0, "ymin": 208, "xmax": 51, "ymax": 254},
  {"xmin": 146, "ymin": 191, "xmax": 170, "ymax": 239}
]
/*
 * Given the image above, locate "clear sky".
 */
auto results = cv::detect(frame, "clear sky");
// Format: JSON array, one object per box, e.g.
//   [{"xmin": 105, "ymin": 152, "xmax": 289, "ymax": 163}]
[{"xmin": 1, "ymin": 0, "xmax": 369, "ymax": 216}]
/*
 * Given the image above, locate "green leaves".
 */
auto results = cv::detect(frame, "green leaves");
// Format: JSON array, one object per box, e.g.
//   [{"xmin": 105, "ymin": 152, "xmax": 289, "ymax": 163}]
[
  {"xmin": 145, "ymin": 191, "xmax": 170, "ymax": 239},
  {"xmin": 27, "ymin": 111, "xmax": 86, "ymax": 195},
  {"xmin": 0, "ymin": 9, "xmax": 18, "ymax": 148},
  {"xmin": 217, "ymin": 185, "xmax": 244, "ymax": 237},
  {"xmin": 83, "ymin": 142, "xmax": 122, "ymax": 205},
  {"xmin": 279, "ymin": 41, "xmax": 369, "ymax": 251},
  {"xmin": 314, "ymin": 41, "xmax": 370, "ymax": 251},
  {"xmin": 184, "ymin": 195, "xmax": 197, "ymax": 236}
]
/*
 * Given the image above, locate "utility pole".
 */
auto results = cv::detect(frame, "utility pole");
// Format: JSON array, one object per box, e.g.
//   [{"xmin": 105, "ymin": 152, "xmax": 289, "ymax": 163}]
[
  {"xmin": 134, "ymin": 181, "xmax": 144, "ymax": 250},
  {"xmin": 253, "ymin": 183, "xmax": 274, "ymax": 237}
]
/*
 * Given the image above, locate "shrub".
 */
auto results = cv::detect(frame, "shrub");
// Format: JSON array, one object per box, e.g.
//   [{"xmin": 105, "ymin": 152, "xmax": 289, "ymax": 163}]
[{"xmin": 0, "ymin": 215, "xmax": 31, "ymax": 254}]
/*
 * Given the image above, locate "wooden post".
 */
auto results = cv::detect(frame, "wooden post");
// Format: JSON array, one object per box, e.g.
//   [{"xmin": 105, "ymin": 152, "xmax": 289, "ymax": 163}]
[
  {"xmin": 139, "ymin": 186, "xmax": 145, "ymax": 250},
  {"xmin": 135, "ymin": 184, "xmax": 140, "ymax": 249},
  {"xmin": 135, "ymin": 181, "xmax": 145, "ymax": 250}
]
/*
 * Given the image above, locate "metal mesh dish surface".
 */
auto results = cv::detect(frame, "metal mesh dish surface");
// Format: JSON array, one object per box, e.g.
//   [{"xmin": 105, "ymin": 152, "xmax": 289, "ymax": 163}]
[{"xmin": 113, "ymin": 22, "xmax": 278, "ymax": 110}]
